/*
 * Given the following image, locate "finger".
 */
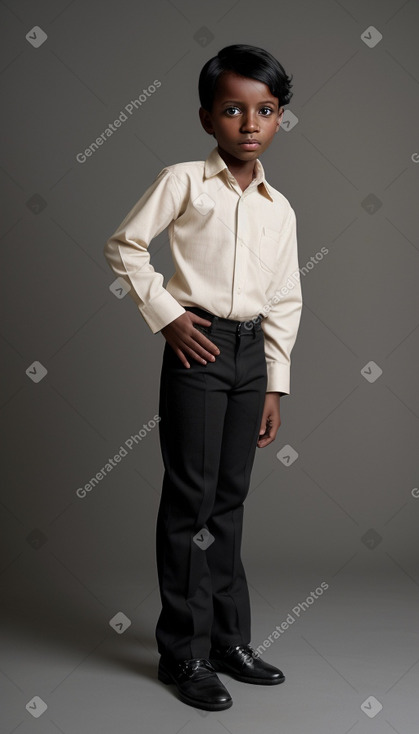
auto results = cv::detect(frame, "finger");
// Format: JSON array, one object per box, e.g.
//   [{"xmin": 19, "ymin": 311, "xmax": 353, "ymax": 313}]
[
  {"xmin": 259, "ymin": 416, "xmax": 268, "ymax": 435},
  {"xmin": 189, "ymin": 323, "xmax": 220, "ymax": 352},
  {"xmin": 171, "ymin": 336, "xmax": 210, "ymax": 366},
  {"xmin": 258, "ymin": 420, "xmax": 279, "ymax": 447},
  {"xmin": 184, "ymin": 346, "xmax": 208, "ymax": 365},
  {"xmin": 192, "ymin": 336, "xmax": 220, "ymax": 358},
  {"xmin": 258, "ymin": 431, "xmax": 275, "ymax": 447},
  {"xmin": 187, "ymin": 334, "xmax": 219, "ymax": 360},
  {"xmin": 174, "ymin": 347, "xmax": 190, "ymax": 368},
  {"xmin": 188, "ymin": 314, "xmax": 213, "ymax": 328}
]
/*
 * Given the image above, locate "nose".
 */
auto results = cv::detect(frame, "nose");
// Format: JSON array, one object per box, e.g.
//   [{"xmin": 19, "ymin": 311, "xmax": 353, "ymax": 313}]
[{"xmin": 240, "ymin": 110, "xmax": 259, "ymax": 132}]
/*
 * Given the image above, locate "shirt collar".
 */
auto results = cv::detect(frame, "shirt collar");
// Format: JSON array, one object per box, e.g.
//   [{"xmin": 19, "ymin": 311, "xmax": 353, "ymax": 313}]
[{"xmin": 204, "ymin": 146, "xmax": 274, "ymax": 202}]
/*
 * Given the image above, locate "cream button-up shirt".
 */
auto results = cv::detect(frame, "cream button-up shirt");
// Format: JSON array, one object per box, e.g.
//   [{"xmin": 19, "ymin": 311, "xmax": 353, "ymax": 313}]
[{"xmin": 104, "ymin": 146, "xmax": 303, "ymax": 394}]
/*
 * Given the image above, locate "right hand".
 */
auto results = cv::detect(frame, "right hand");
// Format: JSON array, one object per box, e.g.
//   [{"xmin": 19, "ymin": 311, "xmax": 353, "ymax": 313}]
[{"xmin": 161, "ymin": 312, "xmax": 220, "ymax": 368}]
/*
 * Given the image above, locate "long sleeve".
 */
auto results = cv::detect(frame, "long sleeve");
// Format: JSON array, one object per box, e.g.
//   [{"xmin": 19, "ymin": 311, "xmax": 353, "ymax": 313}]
[
  {"xmin": 104, "ymin": 148, "xmax": 303, "ymax": 391},
  {"xmin": 261, "ymin": 207, "xmax": 303, "ymax": 395},
  {"xmin": 104, "ymin": 168, "xmax": 187, "ymax": 333}
]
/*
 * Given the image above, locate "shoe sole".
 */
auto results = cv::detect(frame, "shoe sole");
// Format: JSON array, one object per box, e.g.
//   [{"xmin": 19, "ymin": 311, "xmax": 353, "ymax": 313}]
[
  {"xmin": 210, "ymin": 660, "xmax": 285, "ymax": 686},
  {"xmin": 158, "ymin": 664, "xmax": 233, "ymax": 711}
]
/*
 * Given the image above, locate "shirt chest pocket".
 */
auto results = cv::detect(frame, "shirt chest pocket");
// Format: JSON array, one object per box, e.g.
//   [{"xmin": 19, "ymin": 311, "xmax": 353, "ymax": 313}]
[{"xmin": 258, "ymin": 226, "xmax": 281, "ymax": 274}]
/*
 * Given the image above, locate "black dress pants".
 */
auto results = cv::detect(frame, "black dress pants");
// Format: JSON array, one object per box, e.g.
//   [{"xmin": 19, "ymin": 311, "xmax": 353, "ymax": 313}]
[{"xmin": 155, "ymin": 306, "xmax": 267, "ymax": 662}]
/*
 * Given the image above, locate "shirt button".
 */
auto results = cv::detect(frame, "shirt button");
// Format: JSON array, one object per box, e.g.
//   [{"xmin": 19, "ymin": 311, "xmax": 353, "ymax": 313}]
[{"xmin": 237, "ymin": 287, "xmax": 241, "ymax": 293}]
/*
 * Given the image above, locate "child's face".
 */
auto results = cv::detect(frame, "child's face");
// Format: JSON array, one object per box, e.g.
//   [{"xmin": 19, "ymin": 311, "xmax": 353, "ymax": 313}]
[{"xmin": 199, "ymin": 71, "xmax": 284, "ymax": 164}]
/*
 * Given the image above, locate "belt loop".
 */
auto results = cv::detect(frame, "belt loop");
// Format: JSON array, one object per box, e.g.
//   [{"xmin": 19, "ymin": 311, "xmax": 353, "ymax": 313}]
[{"xmin": 209, "ymin": 315, "xmax": 218, "ymax": 334}]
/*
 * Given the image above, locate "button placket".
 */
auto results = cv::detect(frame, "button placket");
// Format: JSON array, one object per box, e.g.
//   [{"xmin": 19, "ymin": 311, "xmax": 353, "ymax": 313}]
[{"xmin": 232, "ymin": 196, "xmax": 247, "ymax": 312}]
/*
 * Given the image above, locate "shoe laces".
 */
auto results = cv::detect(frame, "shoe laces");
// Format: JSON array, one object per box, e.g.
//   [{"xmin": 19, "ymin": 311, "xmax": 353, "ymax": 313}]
[
  {"xmin": 179, "ymin": 658, "xmax": 215, "ymax": 676},
  {"xmin": 228, "ymin": 644, "xmax": 255, "ymax": 663}
]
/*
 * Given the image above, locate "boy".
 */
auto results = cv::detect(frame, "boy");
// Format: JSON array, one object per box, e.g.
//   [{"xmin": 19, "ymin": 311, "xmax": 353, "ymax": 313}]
[{"xmin": 104, "ymin": 44, "xmax": 303, "ymax": 712}]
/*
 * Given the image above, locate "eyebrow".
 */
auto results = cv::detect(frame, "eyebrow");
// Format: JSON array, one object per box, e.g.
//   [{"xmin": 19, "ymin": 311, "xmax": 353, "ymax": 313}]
[{"xmin": 221, "ymin": 99, "xmax": 277, "ymax": 105}]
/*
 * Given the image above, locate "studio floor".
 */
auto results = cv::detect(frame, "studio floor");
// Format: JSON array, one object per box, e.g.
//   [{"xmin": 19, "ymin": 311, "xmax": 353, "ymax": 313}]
[{"xmin": 1, "ymin": 559, "xmax": 418, "ymax": 734}]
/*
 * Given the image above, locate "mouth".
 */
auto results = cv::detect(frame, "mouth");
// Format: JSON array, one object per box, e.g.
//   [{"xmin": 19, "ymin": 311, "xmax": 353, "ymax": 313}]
[{"xmin": 239, "ymin": 140, "xmax": 261, "ymax": 149}]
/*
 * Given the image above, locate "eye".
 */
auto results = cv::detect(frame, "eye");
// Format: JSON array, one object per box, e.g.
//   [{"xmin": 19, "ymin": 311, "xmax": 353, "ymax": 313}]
[{"xmin": 223, "ymin": 106, "xmax": 274, "ymax": 117}]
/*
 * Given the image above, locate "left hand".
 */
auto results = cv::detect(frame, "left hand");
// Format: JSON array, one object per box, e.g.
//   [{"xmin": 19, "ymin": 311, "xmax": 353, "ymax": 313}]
[{"xmin": 257, "ymin": 392, "xmax": 281, "ymax": 448}]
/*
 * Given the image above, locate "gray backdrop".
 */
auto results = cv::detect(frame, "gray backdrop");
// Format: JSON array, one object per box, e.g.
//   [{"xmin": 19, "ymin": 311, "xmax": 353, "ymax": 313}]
[{"xmin": 1, "ymin": 0, "xmax": 419, "ymax": 732}]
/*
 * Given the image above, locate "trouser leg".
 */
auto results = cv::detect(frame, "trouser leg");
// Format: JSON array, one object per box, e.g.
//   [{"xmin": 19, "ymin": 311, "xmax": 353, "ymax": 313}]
[
  {"xmin": 156, "ymin": 331, "xmax": 233, "ymax": 661},
  {"xmin": 207, "ymin": 329, "xmax": 267, "ymax": 647},
  {"xmin": 155, "ymin": 321, "xmax": 266, "ymax": 661}
]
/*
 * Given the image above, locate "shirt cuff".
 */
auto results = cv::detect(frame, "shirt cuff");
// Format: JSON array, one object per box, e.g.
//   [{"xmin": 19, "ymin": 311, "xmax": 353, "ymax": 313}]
[
  {"xmin": 266, "ymin": 361, "xmax": 291, "ymax": 395},
  {"xmin": 140, "ymin": 291, "xmax": 186, "ymax": 333}
]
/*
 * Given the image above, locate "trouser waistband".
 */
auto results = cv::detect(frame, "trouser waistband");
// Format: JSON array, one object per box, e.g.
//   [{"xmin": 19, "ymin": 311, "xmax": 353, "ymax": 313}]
[{"xmin": 184, "ymin": 306, "xmax": 264, "ymax": 335}]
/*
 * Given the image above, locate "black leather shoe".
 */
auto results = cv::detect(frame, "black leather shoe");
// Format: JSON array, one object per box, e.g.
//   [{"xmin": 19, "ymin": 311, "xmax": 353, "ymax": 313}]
[
  {"xmin": 158, "ymin": 657, "xmax": 233, "ymax": 711},
  {"xmin": 209, "ymin": 644, "xmax": 285, "ymax": 685}
]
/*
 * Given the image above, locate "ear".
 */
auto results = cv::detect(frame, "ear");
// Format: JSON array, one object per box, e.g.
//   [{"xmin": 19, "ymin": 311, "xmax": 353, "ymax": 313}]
[
  {"xmin": 275, "ymin": 107, "xmax": 284, "ymax": 131},
  {"xmin": 199, "ymin": 106, "xmax": 215, "ymax": 136}
]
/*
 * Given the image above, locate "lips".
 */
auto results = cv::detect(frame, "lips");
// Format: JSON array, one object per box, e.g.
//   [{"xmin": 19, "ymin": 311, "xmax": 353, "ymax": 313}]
[{"xmin": 240, "ymin": 140, "xmax": 260, "ymax": 145}]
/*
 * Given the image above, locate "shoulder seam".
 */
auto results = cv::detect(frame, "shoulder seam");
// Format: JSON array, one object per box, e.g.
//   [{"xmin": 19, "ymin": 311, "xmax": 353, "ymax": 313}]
[{"xmin": 165, "ymin": 168, "xmax": 184, "ymax": 210}]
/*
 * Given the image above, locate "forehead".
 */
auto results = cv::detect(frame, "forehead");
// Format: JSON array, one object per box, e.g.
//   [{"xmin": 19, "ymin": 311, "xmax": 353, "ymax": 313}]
[{"xmin": 214, "ymin": 71, "xmax": 277, "ymax": 104}]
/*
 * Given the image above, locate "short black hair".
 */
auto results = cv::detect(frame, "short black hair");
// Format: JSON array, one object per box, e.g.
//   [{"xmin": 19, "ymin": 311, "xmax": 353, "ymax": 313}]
[{"xmin": 198, "ymin": 43, "xmax": 293, "ymax": 112}]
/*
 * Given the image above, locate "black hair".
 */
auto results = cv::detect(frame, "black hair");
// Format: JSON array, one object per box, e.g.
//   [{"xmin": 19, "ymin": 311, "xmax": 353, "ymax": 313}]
[{"xmin": 198, "ymin": 43, "xmax": 293, "ymax": 112}]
